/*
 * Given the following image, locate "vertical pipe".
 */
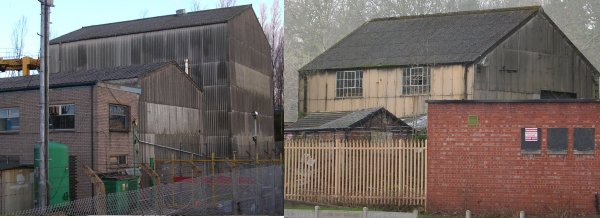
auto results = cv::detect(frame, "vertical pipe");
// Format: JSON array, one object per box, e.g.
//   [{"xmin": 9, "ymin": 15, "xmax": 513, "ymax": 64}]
[
  {"xmin": 132, "ymin": 121, "xmax": 136, "ymax": 177},
  {"xmin": 37, "ymin": 0, "xmax": 51, "ymax": 208},
  {"xmin": 90, "ymin": 86, "xmax": 95, "ymax": 195}
]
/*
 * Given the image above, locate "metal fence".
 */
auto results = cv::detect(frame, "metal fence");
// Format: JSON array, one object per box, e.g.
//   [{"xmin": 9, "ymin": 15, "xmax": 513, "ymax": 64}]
[
  {"xmin": 285, "ymin": 139, "xmax": 427, "ymax": 207},
  {"xmin": 5, "ymin": 164, "xmax": 283, "ymax": 216}
]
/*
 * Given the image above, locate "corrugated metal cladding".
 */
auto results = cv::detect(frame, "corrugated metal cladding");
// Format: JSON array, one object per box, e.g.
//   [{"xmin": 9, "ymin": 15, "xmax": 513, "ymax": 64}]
[
  {"xmin": 49, "ymin": 6, "xmax": 274, "ymax": 159},
  {"xmin": 138, "ymin": 64, "xmax": 203, "ymax": 162},
  {"xmin": 228, "ymin": 9, "xmax": 275, "ymax": 158}
]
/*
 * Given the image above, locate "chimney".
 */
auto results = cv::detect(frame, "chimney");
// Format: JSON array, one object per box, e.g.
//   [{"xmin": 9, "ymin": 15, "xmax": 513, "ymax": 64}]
[{"xmin": 176, "ymin": 9, "xmax": 186, "ymax": 16}]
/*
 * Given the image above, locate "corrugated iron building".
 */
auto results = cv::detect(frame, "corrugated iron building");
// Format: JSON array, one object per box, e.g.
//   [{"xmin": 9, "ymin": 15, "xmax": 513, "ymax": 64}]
[{"xmin": 49, "ymin": 5, "xmax": 274, "ymax": 158}]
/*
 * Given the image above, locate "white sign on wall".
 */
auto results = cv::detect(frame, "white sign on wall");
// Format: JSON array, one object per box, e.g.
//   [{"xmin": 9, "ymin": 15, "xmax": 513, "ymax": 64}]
[{"xmin": 525, "ymin": 128, "xmax": 538, "ymax": 141}]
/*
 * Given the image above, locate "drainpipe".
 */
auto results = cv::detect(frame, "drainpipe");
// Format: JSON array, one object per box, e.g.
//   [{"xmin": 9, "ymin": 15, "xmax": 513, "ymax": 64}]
[
  {"xmin": 463, "ymin": 64, "xmax": 470, "ymax": 100},
  {"xmin": 90, "ymin": 85, "xmax": 95, "ymax": 195},
  {"xmin": 132, "ymin": 120, "xmax": 137, "ymax": 177},
  {"xmin": 252, "ymin": 111, "xmax": 258, "ymax": 158}
]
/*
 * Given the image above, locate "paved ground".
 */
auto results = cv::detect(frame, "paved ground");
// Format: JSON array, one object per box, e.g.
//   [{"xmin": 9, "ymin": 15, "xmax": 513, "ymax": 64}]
[{"xmin": 284, "ymin": 209, "xmax": 417, "ymax": 218}]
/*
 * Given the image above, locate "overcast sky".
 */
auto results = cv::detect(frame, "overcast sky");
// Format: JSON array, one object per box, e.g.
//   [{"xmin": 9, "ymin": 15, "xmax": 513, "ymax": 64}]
[{"xmin": 0, "ymin": 0, "xmax": 283, "ymax": 59}]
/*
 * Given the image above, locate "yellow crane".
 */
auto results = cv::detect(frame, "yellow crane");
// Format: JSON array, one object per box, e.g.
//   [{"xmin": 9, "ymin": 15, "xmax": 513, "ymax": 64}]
[{"xmin": 0, "ymin": 56, "xmax": 40, "ymax": 76}]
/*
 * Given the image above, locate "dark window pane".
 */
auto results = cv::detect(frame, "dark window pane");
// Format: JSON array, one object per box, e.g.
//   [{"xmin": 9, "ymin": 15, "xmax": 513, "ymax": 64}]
[
  {"xmin": 0, "ymin": 119, "xmax": 6, "ymax": 131},
  {"xmin": 547, "ymin": 128, "xmax": 568, "ymax": 154},
  {"xmin": 574, "ymin": 128, "xmax": 595, "ymax": 153},
  {"xmin": 0, "ymin": 109, "xmax": 7, "ymax": 119}
]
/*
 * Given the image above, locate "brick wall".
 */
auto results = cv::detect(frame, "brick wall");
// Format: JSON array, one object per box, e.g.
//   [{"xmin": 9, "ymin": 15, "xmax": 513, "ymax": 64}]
[
  {"xmin": 427, "ymin": 100, "xmax": 600, "ymax": 216},
  {"xmin": 93, "ymin": 86, "xmax": 139, "ymax": 173},
  {"xmin": 0, "ymin": 85, "xmax": 140, "ymax": 200},
  {"xmin": 0, "ymin": 86, "xmax": 94, "ymax": 199}
]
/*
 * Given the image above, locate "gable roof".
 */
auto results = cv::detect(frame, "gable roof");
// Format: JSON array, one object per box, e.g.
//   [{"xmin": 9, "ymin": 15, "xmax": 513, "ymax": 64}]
[
  {"xmin": 300, "ymin": 6, "xmax": 541, "ymax": 71},
  {"xmin": 0, "ymin": 62, "xmax": 176, "ymax": 92},
  {"xmin": 50, "ymin": 5, "xmax": 251, "ymax": 44},
  {"xmin": 286, "ymin": 107, "xmax": 410, "ymax": 131}
]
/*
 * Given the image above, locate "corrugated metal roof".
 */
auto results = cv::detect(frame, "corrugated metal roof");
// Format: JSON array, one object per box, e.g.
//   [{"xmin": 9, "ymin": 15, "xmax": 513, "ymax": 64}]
[
  {"xmin": 0, "ymin": 62, "xmax": 173, "ymax": 92},
  {"xmin": 300, "ymin": 6, "xmax": 540, "ymax": 71},
  {"xmin": 50, "ymin": 5, "xmax": 251, "ymax": 44},
  {"xmin": 286, "ymin": 107, "xmax": 409, "ymax": 131}
]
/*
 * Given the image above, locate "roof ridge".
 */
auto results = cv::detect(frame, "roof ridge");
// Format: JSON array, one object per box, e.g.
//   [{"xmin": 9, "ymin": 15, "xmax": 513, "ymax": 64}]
[
  {"xmin": 369, "ymin": 5, "xmax": 541, "ymax": 22},
  {"xmin": 80, "ymin": 5, "xmax": 251, "ymax": 29}
]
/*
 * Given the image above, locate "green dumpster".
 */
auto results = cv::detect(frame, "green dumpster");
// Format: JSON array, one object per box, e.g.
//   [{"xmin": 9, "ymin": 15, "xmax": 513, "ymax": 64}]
[{"xmin": 101, "ymin": 175, "xmax": 139, "ymax": 214}]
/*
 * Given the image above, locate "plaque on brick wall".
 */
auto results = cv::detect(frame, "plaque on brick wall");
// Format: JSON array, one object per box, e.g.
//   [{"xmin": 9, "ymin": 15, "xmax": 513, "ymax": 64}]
[
  {"xmin": 574, "ymin": 128, "xmax": 595, "ymax": 154},
  {"xmin": 521, "ymin": 128, "xmax": 541, "ymax": 154},
  {"xmin": 547, "ymin": 128, "xmax": 567, "ymax": 154}
]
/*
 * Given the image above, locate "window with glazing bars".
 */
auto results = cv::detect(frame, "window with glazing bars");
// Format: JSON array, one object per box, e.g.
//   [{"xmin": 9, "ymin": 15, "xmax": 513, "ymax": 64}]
[
  {"xmin": 0, "ymin": 108, "xmax": 19, "ymax": 132},
  {"xmin": 336, "ymin": 70, "xmax": 363, "ymax": 97},
  {"xmin": 402, "ymin": 67, "xmax": 430, "ymax": 95},
  {"xmin": 109, "ymin": 104, "xmax": 130, "ymax": 132},
  {"xmin": 49, "ymin": 104, "xmax": 75, "ymax": 130}
]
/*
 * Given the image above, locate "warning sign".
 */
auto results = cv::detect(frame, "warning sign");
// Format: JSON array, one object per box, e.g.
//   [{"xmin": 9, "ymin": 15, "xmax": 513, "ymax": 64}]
[{"xmin": 525, "ymin": 128, "xmax": 538, "ymax": 141}]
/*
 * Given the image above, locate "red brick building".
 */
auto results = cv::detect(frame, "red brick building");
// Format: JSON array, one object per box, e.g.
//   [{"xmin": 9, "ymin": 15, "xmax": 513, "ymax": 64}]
[{"xmin": 427, "ymin": 100, "xmax": 600, "ymax": 216}]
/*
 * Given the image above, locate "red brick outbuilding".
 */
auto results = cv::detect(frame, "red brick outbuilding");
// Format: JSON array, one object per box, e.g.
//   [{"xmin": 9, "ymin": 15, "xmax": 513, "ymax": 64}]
[{"xmin": 427, "ymin": 100, "xmax": 600, "ymax": 216}]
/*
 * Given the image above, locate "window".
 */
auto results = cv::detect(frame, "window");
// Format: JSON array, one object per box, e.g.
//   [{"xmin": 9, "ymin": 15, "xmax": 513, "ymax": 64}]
[
  {"xmin": 109, "ymin": 104, "xmax": 129, "ymax": 132},
  {"xmin": 110, "ymin": 155, "xmax": 128, "ymax": 166},
  {"xmin": 336, "ymin": 70, "xmax": 363, "ymax": 98},
  {"xmin": 0, "ymin": 108, "xmax": 19, "ymax": 132},
  {"xmin": 49, "ymin": 104, "xmax": 75, "ymax": 130},
  {"xmin": 521, "ymin": 128, "xmax": 541, "ymax": 154},
  {"xmin": 402, "ymin": 67, "xmax": 430, "ymax": 95},
  {"xmin": 574, "ymin": 128, "xmax": 595, "ymax": 154},
  {"xmin": 547, "ymin": 128, "xmax": 568, "ymax": 154}
]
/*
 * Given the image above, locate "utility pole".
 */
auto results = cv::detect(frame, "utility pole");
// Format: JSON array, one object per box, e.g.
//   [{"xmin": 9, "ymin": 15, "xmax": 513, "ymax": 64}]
[{"xmin": 37, "ymin": 0, "xmax": 52, "ymax": 208}]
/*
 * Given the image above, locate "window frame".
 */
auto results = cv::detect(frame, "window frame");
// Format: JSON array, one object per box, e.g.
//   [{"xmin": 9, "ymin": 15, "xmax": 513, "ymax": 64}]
[
  {"xmin": 402, "ymin": 66, "xmax": 431, "ymax": 95},
  {"xmin": 0, "ymin": 107, "xmax": 20, "ymax": 133},
  {"xmin": 109, "ymin": 104, "xmax": 130, "ymax": 132},
  {"xmin": 49, "ymin": 104, "xmax": 76, "ymax": 131},
  {"xmin": 109, "ymin": 154, "xmax": 128, "ymax": 167},
  {"xmin": 335, "ymin": 70, "xmax": 363, "ymax": 98}
]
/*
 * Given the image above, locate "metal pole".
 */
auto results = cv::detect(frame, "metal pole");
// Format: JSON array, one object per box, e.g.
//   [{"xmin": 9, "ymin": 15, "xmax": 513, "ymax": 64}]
[
  {"xmin": 37, "ymin": 0, "xmax": 51, "ymax": 208},
  {"xmin": 132, "ymin": 121, "xmax": 137, "ymax": 177}
]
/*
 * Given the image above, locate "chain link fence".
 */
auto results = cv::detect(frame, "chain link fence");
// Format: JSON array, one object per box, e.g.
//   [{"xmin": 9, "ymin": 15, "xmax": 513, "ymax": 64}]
[{"xmin": 4, "ymin": 164, "xmax": 283, "ymax": 216}]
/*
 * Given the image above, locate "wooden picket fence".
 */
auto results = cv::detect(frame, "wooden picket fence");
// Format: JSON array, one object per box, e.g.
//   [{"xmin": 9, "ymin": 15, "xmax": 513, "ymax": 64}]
[{"xmin": 284, "ymin": 139, "xmax": 427, "ymax": 207}]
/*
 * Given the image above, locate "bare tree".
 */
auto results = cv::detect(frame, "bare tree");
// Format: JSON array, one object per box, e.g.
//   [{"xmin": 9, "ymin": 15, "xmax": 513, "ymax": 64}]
[
  {"xmin": 190, "ymin": 1, "xmax": 202, "ymax": 11},
  {"xmin": 8, "ymin": 16, "xmax": 27, "ymax": 77},
  {"xmin": 260, "ymin": 0, "xmax": 284, "ymax": 110},
  {"xmin": 12, "ymin": 16, "xmax": 27, "ymax": 58},
  {"xmin": 217, "ymin": 0, "xmax": 237, "ymax": 8},
  {"xmin": 139, "ymin": 9, "xmax": 149, "ymax": 18}
]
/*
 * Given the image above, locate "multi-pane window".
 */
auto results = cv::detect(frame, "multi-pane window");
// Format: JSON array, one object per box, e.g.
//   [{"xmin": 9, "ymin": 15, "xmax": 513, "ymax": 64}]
[
  {"xmin": 110, "ymin": 155, "xmax": 128, "ymax": 166},
  {"xmin": 402, "ymin": 67, "xmax": 431, "ymax": 95},
  {"xmin": 49, "ymin": 104, "xmax": 75, "ymax": 130},
  {"xmin": 336, "ymin": 70, "xmax": 363, "ymax": 98},
  {"xmin": 0, "ymin": 108, "xmax": 20, "ymax": 132},
  {"xmin": 109, "ymin": 104, "xmax": 129, "ymax": 132}
]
